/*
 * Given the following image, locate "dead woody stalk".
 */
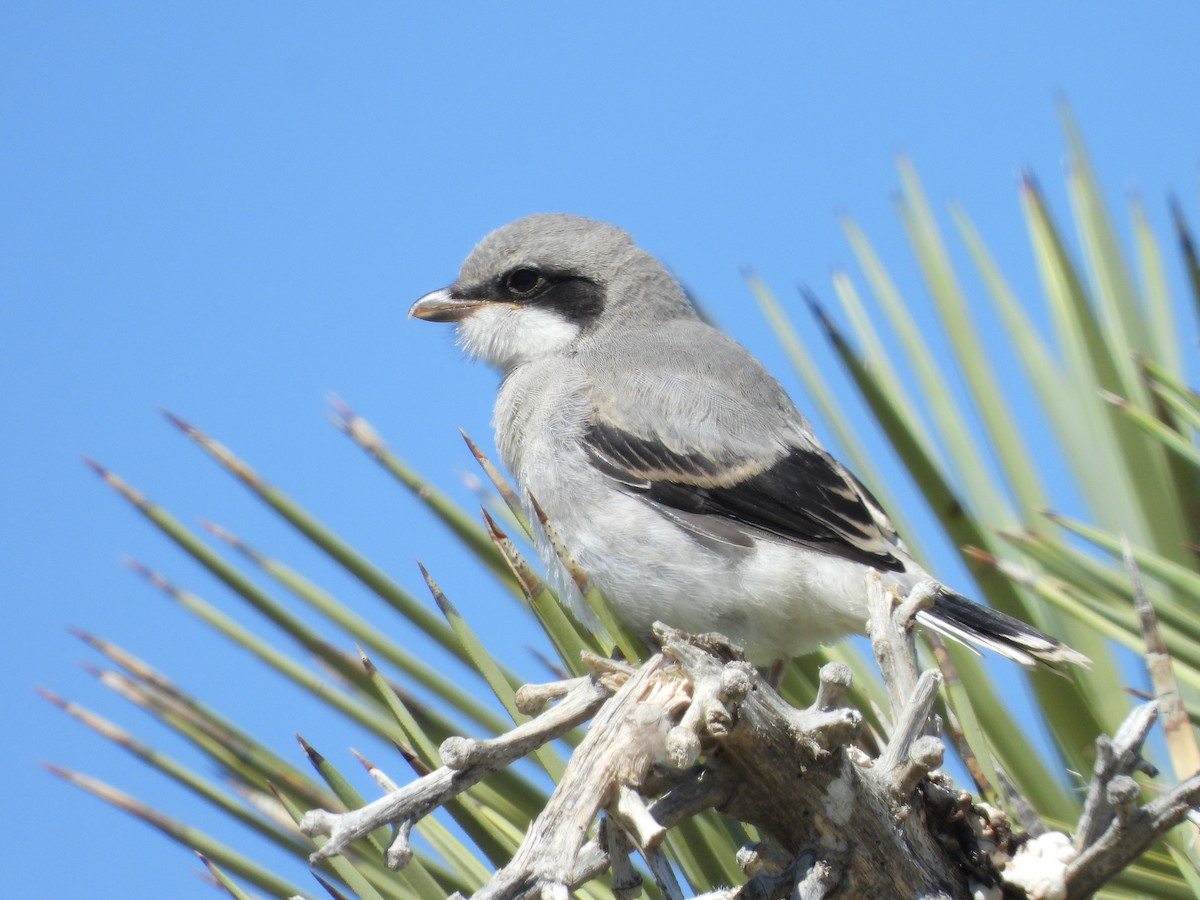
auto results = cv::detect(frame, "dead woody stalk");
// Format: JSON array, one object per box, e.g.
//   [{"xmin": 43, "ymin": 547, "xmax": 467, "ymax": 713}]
[{"xmin": 300, "ymin": 575, "xmax": 1200, "ymax": 898}]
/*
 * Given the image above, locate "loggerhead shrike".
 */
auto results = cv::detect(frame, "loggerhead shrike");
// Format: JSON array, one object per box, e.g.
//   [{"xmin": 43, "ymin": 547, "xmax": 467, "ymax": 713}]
[{"xmin": 410, "ymin": 213, "xmax": 1086, "ymax": 671}]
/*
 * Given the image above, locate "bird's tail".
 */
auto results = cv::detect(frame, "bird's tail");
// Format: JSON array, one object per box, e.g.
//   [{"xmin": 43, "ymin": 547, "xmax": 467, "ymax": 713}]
[{"xmin": 915, "ymin": 588, "xmax": 1090, "ymax": 671}]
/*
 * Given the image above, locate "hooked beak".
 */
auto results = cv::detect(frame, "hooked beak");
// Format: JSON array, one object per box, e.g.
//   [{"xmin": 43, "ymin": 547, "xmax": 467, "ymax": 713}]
[{"xmin": 409, "ymin": 287, "xmax": 495, "ymax": 323}]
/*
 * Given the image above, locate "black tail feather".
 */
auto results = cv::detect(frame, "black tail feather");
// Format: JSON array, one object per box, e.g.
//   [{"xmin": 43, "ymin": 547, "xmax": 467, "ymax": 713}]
[{"xmin": 916, "ymin": 588, "xmax": 1090, "ymax": 670}]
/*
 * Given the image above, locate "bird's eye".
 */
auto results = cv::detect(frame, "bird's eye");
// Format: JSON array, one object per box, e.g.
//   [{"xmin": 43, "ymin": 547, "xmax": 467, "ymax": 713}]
[{"xmin": 505, "ymin": 268, "xmax": 545, "ymax": 297}]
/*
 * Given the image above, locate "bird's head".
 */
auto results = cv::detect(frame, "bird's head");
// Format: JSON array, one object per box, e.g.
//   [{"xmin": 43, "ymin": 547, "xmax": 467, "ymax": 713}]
[{"xmin": 410, "ymin": 213, "xmax": 694, "ymax": 371}]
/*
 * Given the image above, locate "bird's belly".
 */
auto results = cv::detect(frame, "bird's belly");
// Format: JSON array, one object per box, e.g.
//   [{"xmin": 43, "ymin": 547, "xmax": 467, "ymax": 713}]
[{"xmin": 532, "ymin": 482, "xmax": 899, "ymax": 665}]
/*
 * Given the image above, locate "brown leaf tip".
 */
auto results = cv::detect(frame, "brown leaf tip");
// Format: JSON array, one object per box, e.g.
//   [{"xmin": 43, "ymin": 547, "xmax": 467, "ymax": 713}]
[
  {"xmin": 349, "ymin": 747, "xmax": 374, "ymax": 771},
  {"xmin": 159, "ymin": 408, "xmax": 194, "ymax": 433},
  {"xmin": 480, "ymin": 506, "xmax": 507, "ymax": 541},
  {"xmin": 459, "ymin": 428, "xmax": 486, "ymax": 459},
  {"xmin": 295, "ymin": 733, "xmax": 324, "ymax": 766},
  {"xmin": 36, "ymin": 686, "xmax": 67, "ymax": 708},
  {"xmin": 962, "ymin": 545, "xmax": 998, "ymax": 567}
]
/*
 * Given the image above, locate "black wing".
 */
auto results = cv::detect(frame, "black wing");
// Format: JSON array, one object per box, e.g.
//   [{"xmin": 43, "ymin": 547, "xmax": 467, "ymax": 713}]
[{"xmin": 584, "ymin": 421, "xmax": 905, "ymax": 572}]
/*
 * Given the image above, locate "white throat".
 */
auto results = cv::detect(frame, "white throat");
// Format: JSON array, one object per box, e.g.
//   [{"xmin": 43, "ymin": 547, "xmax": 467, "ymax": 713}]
[{"xmin": 456, "ymin": 305, "xmax": 581, "ymax": 372}]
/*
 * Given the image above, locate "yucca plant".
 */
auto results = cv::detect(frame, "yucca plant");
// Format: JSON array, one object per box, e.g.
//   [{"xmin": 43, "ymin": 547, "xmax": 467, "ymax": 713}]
[{"xmin": 47, "ymin": 107, "xmax": 1200, "ymax": 897}]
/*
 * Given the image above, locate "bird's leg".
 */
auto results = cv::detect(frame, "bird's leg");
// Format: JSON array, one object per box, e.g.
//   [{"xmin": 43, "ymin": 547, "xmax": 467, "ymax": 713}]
[
  {"xmin": 766, "ymin": 659, "xmax": 787, "ymax": 689},
  {"xmin": 866, "ymin": 572, "xmax": 927, "ymax": 728}
]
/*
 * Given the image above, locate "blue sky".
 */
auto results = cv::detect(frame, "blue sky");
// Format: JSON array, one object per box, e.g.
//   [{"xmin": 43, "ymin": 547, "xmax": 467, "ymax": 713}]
[{"xmin": 4, "ymin": 4, "xmax": 1199, "ymax": 897}]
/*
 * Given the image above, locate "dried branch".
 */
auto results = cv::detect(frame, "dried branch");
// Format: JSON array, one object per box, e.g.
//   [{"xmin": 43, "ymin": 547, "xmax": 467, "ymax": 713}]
[
  {"xmin": 298, "ymin": 573, "xmax": 1199, "ymax": 899},
  {"xmin": 1074, "ymin": 702, "xmax": 1160, "ymax": 852},
  {"xmin": 1062, "ymin": 699, "xmax": 1200, "ymax": 899},
  {"xmin": 473, "ymin": 654, "xmax": 691, "ymax": 898},
  {"xmin": 299, "ymin": 672, "xmax": 612, "ymax": 865},
  {"xmin": 1066, "ymin": 771, "xmax": 1200, "ymax": 898},
  {"xmin": 1125, "ymin": 538, "xmax": 1200, "ymax": 785}
]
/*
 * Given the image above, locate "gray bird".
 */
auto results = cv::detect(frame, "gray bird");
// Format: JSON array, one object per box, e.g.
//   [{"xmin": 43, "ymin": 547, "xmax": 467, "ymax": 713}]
[{"xmin": 410, "ymin": 213, "xmax": 1086, "ymax": 671}]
